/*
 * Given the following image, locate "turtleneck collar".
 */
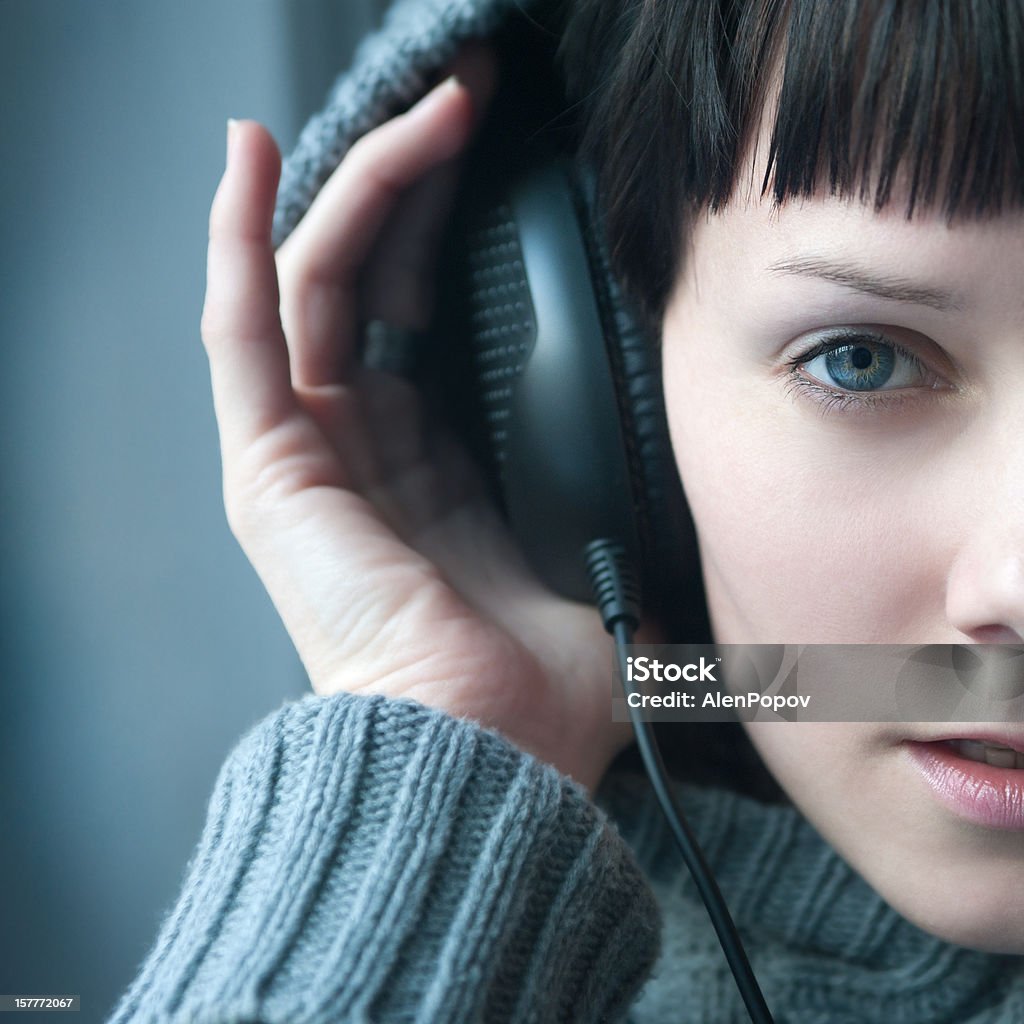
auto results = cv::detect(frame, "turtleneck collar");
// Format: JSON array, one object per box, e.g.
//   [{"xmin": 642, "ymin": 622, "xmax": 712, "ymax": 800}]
[{"xmin": 597, "ymin": 769, "xmax": 1024, "ymax": 1021}]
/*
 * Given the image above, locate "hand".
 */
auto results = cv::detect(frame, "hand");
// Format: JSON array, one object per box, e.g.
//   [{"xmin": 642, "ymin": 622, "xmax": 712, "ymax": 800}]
[{"xmin": 200, "ymin": 47, "xmax": 642, "ymax": 793}]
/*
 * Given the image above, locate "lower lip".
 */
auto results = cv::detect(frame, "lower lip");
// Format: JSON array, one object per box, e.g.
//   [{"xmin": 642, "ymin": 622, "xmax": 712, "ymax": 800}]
[{"xmin": 903, "ymin": 741, "xmax": 1024, "ymax": 831}]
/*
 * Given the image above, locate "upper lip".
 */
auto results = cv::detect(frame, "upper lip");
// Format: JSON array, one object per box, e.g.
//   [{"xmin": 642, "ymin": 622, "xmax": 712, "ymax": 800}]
[{"xmin": 911, "ymin": 731, "xmax": 1024, "ymax": 755}]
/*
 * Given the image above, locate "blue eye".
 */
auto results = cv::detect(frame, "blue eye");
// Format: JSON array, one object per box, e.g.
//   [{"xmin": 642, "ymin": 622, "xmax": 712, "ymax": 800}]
[
  {"xmin": 801, "ymin": 336, "xmax": 925, "ymax": 392},
  {"xmin": 782, "ymin": 331, "xmax": 950, "ymax": 419}
]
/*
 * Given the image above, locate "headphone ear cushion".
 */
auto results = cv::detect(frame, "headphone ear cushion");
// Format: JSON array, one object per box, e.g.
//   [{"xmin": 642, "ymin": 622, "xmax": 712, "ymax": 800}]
[{"xmin": 570, "ymin": 165, "xmax": 711, "ymax": 638}]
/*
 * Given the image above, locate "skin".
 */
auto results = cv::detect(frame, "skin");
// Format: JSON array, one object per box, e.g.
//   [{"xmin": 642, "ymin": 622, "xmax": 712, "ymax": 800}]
[
  {"xmin": 202, "ymin": 44, "xmax": 1023, "ymax": 957},
  {"xmin": 662, "ymin": 142, "xmax": 1024, "ymax": 951}
]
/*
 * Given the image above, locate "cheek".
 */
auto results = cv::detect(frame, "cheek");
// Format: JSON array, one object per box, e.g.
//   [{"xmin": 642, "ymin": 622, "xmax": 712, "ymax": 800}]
[
  {"xmin": 661, "ymin": 325, "xmax": 944, "ymax": 642},
  {"xmin": 743, "ymin": 722, "xmax": 874, "ymax": 803}
]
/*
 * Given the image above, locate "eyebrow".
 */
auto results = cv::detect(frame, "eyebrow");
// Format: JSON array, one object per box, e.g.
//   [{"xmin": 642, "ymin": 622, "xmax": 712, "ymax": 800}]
[{"xmin": 766, "ymin": 255, "xmax": 965, "ymax": 313}]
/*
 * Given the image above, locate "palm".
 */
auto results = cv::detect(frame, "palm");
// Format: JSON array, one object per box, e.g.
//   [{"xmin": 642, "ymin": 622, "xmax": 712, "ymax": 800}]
[{"xmin": 246, "ymin": 368, "xmax": 620, "ymax": 780}]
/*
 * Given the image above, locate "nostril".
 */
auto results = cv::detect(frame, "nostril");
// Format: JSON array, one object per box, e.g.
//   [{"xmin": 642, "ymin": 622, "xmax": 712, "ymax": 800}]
[{"xmin": 965, "ymin": 624, "xmax": 1024, "ymax": 645}]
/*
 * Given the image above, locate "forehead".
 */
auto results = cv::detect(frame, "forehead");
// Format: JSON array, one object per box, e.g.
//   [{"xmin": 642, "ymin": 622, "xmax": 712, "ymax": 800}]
[
  {"xmin": 706, "ymin": 186, "xmax": 1024, "ymax": 267},
  {"xmin": 678, "ymin": 195, "xmax": 1024, "ymax": 353}
]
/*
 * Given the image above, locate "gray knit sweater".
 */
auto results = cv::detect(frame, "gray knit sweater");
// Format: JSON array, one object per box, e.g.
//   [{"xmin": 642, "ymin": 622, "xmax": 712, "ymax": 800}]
[
  {"xmin": 108, "ymin": 1, "xmax": 1024, "ymax": 1019},
  {"xmin": 108, "ymin": 692, "xmax": 1023, "ymax": 1022}
]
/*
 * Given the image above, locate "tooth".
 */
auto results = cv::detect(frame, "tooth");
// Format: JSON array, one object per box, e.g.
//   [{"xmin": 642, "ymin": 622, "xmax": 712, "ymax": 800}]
[
  {"xmin": 940, "ymin": 740, "xmax": 1024, "ymax": 768},
  {"xmin": 960, "ymin": 740, "xmax": 987, "ymax": 762},
  {"xmin": 985, "ymin": 746, "xmax": 1018, "ymax": 769}
]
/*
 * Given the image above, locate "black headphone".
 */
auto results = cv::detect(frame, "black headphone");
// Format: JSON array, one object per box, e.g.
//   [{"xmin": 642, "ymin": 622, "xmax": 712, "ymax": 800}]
[
  {"xmin": 419, "ymin": 31, "xmax": 776, "ymax": 1021},
  {"xmin": 427, "ymin": 126, "xmax": 777, "ymax": 1024},
  {"xmin": 429, "ymin": 145, "xmax": 711, "ymax": 641}
]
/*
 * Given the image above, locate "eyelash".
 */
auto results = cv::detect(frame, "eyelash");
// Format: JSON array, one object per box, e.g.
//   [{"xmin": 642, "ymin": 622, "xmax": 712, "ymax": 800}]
[{"xmin": 783, "ymin": 331, "xmax": 935, "ymax": 416}]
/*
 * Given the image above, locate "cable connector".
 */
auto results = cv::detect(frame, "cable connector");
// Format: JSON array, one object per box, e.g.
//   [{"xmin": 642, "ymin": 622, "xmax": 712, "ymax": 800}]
[
  {"xmin": 584, "ymin": 539, "xmax": 641, "ymax": 635},
  {"xmin": 584, "ymin": 542, "xmax": 775, "ymax": 1024}
]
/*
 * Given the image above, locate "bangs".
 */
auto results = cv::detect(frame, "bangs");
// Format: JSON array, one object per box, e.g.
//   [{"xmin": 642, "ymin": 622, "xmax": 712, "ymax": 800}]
[
  {"xmin": 762, "ymin": 0, "xmax": 1024, "ymax": 218},
  {"xmin": 559, "ymin": 0, "xmax": 1024, "ymax": 322}
]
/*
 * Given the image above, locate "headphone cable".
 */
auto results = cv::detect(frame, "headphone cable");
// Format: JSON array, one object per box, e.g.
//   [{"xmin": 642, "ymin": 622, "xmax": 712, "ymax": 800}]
[{"xmin": 585, "ymin": 539, "xmax": 775, "ymax": 1024}]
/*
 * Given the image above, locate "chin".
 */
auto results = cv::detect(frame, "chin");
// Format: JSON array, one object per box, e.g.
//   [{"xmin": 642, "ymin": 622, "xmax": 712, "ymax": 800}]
[{"xmin": 879, "ymin": 871, "xmax": 1024, "ymax": 955}]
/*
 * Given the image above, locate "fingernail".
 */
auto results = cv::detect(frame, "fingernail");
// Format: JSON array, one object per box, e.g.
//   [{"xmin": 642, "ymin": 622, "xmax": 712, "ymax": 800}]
[
  {"xmin": 226, "ymin": 118, "xmax": 239, "ymax": 168},
  {"xmin": 411, "ymin": 75, "xmax": 461, "ymax": 116}
]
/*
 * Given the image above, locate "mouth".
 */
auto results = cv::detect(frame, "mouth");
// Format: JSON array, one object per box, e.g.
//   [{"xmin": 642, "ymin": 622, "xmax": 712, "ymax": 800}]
[
  {"xmin": 929, "ymin": 735, "xmax": 1024, "ymax": 770},
  {"xmin": 903, "ymin": 736, "xmax": 1024, "ymax": 831}
]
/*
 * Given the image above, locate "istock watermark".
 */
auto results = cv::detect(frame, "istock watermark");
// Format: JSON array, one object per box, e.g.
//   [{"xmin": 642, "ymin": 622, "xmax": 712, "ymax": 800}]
[
  {"xmin": 626, "ymin": 655, "xmax": 720, "ymax": 684},
  {"xmin": 612, "ymin": 644, "xmax": 1024, "ymax": 723}
]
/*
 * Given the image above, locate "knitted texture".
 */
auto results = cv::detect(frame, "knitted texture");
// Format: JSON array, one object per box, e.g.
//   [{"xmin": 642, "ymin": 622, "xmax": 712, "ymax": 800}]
[
  {"xmin": 271, "ymin": 0, "xmax": 542, "ymax": 250},
  {"xmin": 599, "ymin": 774, "xmax": 1024, "ymax": 1024},
  {"xmin": 108, "ymin": 692, "xmax": 660, "ymax": 1023}
]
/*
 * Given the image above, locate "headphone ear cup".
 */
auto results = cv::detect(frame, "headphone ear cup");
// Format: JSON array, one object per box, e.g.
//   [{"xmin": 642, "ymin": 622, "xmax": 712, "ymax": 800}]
[
  {"xmin": 429, "ymin": 150, "xmax": 710, "ymax": 639},
  {"xmin": 570, "ymin": 165, "xmax": 711, "ymax": 639}
]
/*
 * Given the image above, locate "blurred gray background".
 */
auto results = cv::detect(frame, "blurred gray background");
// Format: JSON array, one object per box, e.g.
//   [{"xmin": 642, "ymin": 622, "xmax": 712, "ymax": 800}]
[{"xmin": 0, "ymin": 2, "xmax": 386, "ymax": 1019}]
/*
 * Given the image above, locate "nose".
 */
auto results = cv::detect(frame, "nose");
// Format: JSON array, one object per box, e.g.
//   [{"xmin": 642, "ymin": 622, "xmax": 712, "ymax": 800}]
[{"xmin": 945, "ymin": 477, "xmax": 1024, "ymax": 645}]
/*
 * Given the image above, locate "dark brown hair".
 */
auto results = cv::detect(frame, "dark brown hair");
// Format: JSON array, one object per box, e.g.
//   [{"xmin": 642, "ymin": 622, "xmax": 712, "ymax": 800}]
[{"xmin": 558, "ymin": 0, "xmax": 1024, "ymax": 326}]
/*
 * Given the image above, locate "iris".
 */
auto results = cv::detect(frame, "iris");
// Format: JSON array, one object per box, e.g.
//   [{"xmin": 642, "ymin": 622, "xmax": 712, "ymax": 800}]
[{"xmin": 824, "ymin": 342, "xmax": 895, "ymax": 391}]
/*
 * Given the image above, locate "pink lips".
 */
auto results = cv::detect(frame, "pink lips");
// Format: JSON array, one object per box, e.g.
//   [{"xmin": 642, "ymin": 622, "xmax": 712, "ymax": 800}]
[{"xmin": 904, "ymin": 740, "xmax": 1024, "ymax": 831}]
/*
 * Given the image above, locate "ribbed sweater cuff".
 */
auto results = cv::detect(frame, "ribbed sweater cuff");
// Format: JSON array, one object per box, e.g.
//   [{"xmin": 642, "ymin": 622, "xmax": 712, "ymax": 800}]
[{"xmin": 108, "ymin": 692, "xmax": 660, "ymax": 1024}]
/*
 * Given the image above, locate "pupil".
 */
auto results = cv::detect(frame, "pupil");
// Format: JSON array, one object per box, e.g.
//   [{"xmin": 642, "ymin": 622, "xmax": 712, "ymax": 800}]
[{"xmin": 851, "ymin": 347, "xmax": 873, "ymax": 369}]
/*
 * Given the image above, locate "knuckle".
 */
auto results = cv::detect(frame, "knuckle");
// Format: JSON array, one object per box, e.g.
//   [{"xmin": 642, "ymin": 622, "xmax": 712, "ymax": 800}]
[
  {"xmin": 345, "ymin": 131, "xmax": 404, "ymax": 197},
  {"xmin": 275, "ymin": 232, "xmax": 328, "ymax": 305},
  {"xmin": 224, "ymin": 501, "xmax": 261, "ymax": 546},
  {"xmin": 343, "ymin": 130, "xmax": 378, "ymax": 169},
  {"xmin": 222, "ymin": 467, "xmax": 281, "ymax": 540},
  {"xmin": 221, "ymin": 476, "xmax": 262, "ymax": 539},
  {"xmin": 274, "ymin": 238, "xmax": 297, "ymax": 290},
  {"xmin": 199, "ymin": 304, "xmax": 219, "ymax": 342},
  {"xmin": 199, "ymin": 304, "xmax": 231, "ymax": 350},
  {"xmin": 220, "ymin": 454, "xmax": 272, "ymax": 538},
  {"xmin": 274, "ymin": 257, "xmax": 302, "ymax": 315},
  {"xmin": 222, "ymin": 482, "xmax": 248, "ymax": 537},
  {"xmin": 222, "ymin": 429, "xmax": 340, "ymax": 533},
  {"xmin": 207, "ymin": 190, "xmax": 234, "ymax": 242},
  {"xmin": 221, "ymin": 456, "xmax": 271, "ymax": 536}
]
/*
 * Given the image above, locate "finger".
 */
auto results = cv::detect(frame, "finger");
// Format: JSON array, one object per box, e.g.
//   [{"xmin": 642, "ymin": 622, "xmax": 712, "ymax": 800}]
[
  {"xmin": 202, "ymin": 120, "xmax": 296, "ymax": 456},
  {"xmin": 361, "ymin": 43, "xmax": 500, "ymax": 329},
  {"xmin": 359, "ymin": 158, "xmax": 462, "ymax": 329},
  {"xmin": 349, "ymin": 364, "xmax": 428, "ymax": 483},
  {"xmin": 276, "ymin": 72, "xmax": 485, "ymax": 389},
  {"xmin": 276, "ymin": 77, "xmax": 473, "ymax": 388}
]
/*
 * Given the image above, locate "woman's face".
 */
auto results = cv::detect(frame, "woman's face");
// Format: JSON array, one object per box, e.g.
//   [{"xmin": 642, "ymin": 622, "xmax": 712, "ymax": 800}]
[{"xmin": 662, "ymin": 148, "xmax": 1024, "ymax": 951}]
